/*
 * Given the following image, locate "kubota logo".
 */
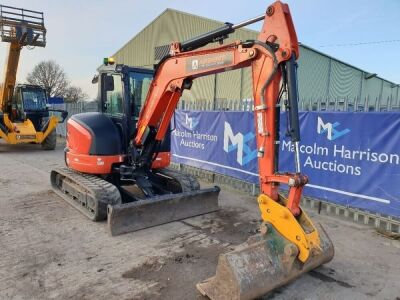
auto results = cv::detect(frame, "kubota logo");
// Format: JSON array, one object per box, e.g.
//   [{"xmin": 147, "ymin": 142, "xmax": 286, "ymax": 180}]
[
  {"xmin": 223, "ymin": 122, "xmax": 257, "ymax": 166},
  {"xmin": 317, "ymin": 116, "xmax": 350, "ymax": 140}
]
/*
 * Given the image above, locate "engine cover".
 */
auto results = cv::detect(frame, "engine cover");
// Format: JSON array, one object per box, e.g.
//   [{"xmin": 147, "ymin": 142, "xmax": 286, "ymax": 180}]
[
  {"xmin": 68, "ymin": 112, "xmax": 123, "ymax": 155},
  {"xmin": 65, "ymin": 112, "xmax": 125, "ymax": 174}
]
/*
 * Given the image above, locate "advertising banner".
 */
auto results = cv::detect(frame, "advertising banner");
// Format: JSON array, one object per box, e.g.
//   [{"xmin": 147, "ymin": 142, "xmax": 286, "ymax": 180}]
[
  {"xmin": 171, "ymin": 110, "xmax": 400, "ymax": 217},
  {"xmin": 171, "ymin": 110, "xmax": 258, "ymax": 183}
]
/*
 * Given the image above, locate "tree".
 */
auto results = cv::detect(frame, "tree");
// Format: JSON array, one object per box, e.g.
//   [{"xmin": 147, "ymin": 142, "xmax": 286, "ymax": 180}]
[
  {"xmin": 26, "ymin": 60, "xmax": 69, "ymax": 98},
  {"xmin": 63, "ymin": 86, "xmax": 88, "ymax": 103},
  {"xmin": 27, "ymin": 60, "xmax": 88, "ymax": 103}
]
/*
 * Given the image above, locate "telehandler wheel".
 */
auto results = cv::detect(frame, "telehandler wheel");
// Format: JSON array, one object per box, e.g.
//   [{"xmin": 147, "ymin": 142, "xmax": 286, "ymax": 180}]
[{"xmin": 41, "ymin": 129, "xmax": 57, "ymax": 150}]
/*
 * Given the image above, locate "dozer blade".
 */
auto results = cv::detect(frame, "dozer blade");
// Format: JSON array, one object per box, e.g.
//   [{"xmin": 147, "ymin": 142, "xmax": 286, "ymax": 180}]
[
  {"xmin": 107, "ymin": 186, "xmax": 220, "ymax": 236},
  {"xmin": 196, "ymin": 222, "xmax": 334, "ymax": 300}
]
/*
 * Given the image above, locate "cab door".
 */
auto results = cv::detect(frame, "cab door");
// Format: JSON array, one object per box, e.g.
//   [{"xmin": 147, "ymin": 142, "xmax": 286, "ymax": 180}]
[
  {"xmin": 101, "ymin": 73, "xmax": 128, "ymax": 152},
  {"xmin": 127, "ymin": 70, "xmax": 171, "ymax": 166},
  {"xmin": 127, "ymin": 71, "xmax": 153, "ymax": 136}
]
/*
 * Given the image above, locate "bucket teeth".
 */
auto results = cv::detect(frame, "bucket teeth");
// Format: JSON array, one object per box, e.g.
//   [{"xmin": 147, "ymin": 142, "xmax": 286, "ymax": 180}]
[{"xmin": 197, "ymin": 223, "xmax": 334, "ymax": 300}]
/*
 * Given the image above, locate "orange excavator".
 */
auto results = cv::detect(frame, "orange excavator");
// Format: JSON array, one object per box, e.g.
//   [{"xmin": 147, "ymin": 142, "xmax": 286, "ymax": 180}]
[{"xmin": 51, "ymin": 1, "xmax": 333, "ymax": 298}]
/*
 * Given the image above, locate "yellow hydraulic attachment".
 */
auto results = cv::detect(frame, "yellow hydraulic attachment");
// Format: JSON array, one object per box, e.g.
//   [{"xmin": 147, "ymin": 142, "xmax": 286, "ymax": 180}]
[{"xmin": 258, "ymin": 194, "xmax": 322, "ymax": 262}]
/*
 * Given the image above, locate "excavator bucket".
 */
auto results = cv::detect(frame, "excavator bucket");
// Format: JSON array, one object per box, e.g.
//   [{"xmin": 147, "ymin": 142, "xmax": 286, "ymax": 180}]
[
  {"xmin": 197, "ymin": 222, "xmax": 334, "ymax": 300},
  {"xmin": 108, "ymin": 187, "xmax": 220, "ymax": 236}
]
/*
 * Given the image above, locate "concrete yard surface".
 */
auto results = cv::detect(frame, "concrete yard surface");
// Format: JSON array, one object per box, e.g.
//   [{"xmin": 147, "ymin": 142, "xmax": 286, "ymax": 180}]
[{"xmin": 0, "ymin": 141, "xmax": 399, "ymax": 300}]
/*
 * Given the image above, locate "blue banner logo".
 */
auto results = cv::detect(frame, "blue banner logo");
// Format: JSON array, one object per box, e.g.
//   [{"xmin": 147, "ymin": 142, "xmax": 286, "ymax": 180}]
[
  {"xmin": 317, "ymin": 116, "xmax": 350, "ymax": 141},
  {"xmin": 185, "ymin": 113, "xmax": 199, "ymax": 130},
  {"xmin": 223, "ymin": 121, "xmax": 257, "ymax": 166}
]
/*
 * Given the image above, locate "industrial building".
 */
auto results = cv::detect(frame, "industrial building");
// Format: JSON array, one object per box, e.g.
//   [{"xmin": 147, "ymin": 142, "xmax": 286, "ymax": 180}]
[{"xmin": 113, "ymin": 9, "xmax": 399, "ymax": 111}]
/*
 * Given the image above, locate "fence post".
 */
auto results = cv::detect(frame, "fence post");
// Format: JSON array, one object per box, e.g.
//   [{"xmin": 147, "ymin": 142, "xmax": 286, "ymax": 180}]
[{"xmin": 213, "ymin": 74, "xmax": 217, "ymax": 110}]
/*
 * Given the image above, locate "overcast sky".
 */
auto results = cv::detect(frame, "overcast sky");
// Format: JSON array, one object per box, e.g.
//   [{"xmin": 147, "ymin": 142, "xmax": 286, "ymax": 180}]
[{"xmin": 2, "ymin": 0, "xmax": 399, "ymax": 99}]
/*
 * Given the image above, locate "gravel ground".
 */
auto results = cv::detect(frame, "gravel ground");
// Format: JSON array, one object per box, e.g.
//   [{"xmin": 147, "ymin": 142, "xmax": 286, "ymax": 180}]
[{"xmin": 0, "ymin": 139, "xmax": 399, "ymax": 300}]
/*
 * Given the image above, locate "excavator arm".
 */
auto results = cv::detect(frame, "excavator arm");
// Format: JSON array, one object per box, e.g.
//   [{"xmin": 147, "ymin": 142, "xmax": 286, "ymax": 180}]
[{"xmin": 134, "ymin": 1, "xmax": 313, "ymax": 251}]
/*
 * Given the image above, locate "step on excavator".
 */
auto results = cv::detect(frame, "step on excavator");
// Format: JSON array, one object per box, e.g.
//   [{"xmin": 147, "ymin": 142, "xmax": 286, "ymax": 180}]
[
  {"xmin": 0, "ymin": 5, "xmax": 67, "ymax": 149},
  {"xmin": 51, "ymin": 1, "xmax": 334, "ymax": 298}
]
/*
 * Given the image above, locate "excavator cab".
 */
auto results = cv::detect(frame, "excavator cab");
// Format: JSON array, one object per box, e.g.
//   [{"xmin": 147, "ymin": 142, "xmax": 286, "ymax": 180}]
[
  {"xmin": 96, "ymin": 63, "xmax": 157, "ymax": 151},
  {"xmin": 88, "ymin": 63, "xmax": 169, "ymax": 162}
]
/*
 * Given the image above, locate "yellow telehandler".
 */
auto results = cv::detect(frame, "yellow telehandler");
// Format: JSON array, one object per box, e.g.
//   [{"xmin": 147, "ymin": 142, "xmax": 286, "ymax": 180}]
[{"xmin": 0, "ymin": 5, "xmax": 66, "ymax": 149}]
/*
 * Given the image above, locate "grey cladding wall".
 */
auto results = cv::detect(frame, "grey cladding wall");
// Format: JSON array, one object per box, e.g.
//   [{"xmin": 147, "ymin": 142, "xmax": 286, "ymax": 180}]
[{"xmin": 113, "ymin": 9, "xmax": 399, "ymax": 111}]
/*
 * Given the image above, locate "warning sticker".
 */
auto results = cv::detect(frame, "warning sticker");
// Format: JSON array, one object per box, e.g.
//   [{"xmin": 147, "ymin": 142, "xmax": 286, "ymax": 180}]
[{"xmin": 186, "ymin": 53, "xmax": 233, "ymax": 72}]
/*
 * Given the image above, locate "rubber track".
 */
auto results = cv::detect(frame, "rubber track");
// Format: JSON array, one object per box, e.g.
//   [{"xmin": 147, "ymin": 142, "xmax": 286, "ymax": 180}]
[
  {"xmin": 52, "ymin": 167, "xmax": 199, "ymax": 221},
  {"xmin": 51, "ymin": 167, "xmax": 121, "ymax": 221},
  {"xmin": 156, "ymin": 168, "xmax": 200, "ymax": 192}
]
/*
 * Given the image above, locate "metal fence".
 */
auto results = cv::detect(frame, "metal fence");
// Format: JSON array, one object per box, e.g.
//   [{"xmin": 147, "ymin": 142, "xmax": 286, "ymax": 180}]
[
  {"xmin": 179, "ymin": 96, "xmax": 400, "ymax": 112},
  {"xmin": 56, "ymin": 95, "xmax": 399, "ymax": 133},
  {"xmin": 55, "ymin": 96, "xmax": 399, "ymax": 135}
]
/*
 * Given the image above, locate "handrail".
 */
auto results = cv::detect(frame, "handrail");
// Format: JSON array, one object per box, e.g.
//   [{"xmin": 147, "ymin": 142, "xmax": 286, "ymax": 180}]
[
  {"xmin": 0, "ymin": 4, "xmax": 46, "ymax": 47},
  {"xmin": 0, "ymin": 4, "xmax": 44, "ymax": 16}
]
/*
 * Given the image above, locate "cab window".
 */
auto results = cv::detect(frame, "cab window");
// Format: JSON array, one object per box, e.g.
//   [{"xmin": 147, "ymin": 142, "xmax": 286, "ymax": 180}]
[
  {"xmin": 129, "ymin": 72, "xmax": 153, "ymax": 120},
  {"xmin": 104, "ymin": 74, "xmax": 123, "ymax": 116},
  {"xmin": 21, "ymin": 88, "xmax": 47, "ymax": 111}
]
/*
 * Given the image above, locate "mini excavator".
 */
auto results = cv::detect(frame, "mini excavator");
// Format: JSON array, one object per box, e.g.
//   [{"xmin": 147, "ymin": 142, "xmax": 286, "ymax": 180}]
[
  {"xmin": 51, "ymin": 2, "xmax": 334, "ymax": 298},
  {"xmin": 0, "ymin": 5, "xmax": 67, "ymax": 149}
]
